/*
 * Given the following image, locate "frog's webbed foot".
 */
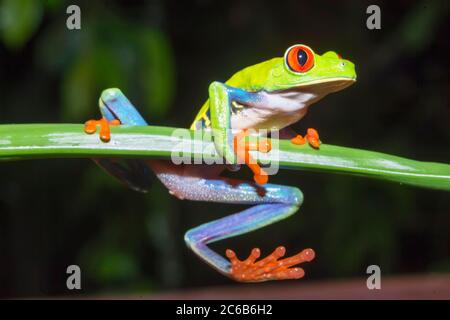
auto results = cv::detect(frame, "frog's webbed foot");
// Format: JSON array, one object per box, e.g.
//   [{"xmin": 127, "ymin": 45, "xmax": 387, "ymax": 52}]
[
  {"xmin": 233, "ymin": 129, "xmax": 272, "ymax": 185},
  {"xmin": 291, "ymin": 128, "xmax": 321, "ymax": 149},
  {"xmin": 84, "ymin": 118, "xmax": 121, "ymax": 142},
  {"xmin": 226, "ymin": 246, "xmax": 315, "ymax": 282}
]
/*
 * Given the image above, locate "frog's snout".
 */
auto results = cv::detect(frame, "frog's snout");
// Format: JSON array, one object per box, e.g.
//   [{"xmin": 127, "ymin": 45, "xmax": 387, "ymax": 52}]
[{"xmin": 339, "ymin": 59, "xmax": 357, "ymax": 80}]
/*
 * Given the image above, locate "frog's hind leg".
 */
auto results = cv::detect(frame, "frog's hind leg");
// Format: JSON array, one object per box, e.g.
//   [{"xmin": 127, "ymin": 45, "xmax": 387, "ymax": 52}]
[{"xmin": 150, "ymin": 162, "xmax": 315, "ymax": 282}]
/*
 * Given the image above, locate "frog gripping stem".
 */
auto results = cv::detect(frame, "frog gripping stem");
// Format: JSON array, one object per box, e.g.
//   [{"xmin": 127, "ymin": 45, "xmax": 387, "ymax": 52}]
[
  {"xmin": 233, "ymin": 129, "xmax": 272, "ymax": 185},
  {"xmin": 84, "ymin": 118, "xmax": 121, "ymax": 142},
  {"xmin": 226, "ymin": 246, "xmax": 315, "ymax": 282},
  {"xmin": 77, "ymin": 42, "xmax": 360, "ymax": 283},
  {"xmin": 291, "ymin": 128, "xmax": 321, "ymax": 149}
]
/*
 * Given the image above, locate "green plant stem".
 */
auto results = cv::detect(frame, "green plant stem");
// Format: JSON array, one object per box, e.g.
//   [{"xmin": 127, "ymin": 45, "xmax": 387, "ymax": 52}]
[{"xmin": 0, "ymin": 124, "xmax": 449, "ymax": 191}]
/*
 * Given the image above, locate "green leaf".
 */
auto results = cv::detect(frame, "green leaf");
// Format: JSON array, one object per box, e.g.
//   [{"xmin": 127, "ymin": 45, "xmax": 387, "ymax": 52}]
[
  {"xmin": 81, "ymin": 245, "xmax": 139, "ymax": 283},
  {"xmin": 44, "ymin": 0, "xmax": 64, "ymax": 11},
  {"xmin": 61, "ymin": 48, "xmax": 126, "ymax": 121},
  {"xmin": 61, "ymin": 53, "xmax": 96, "ymax": 120},
  {"xmin": 137, "ymin": 29, "xmax": 175, "ymax": 118},
  {"xmin": 0, "ymin": 0, "xmax": 43, "ymax": 49},
  {"xmin": 398, "ymin": 0, "xmax": 441, "ymax": 52},
  {"xmin": 0, "ymin": 124, "xmax": 449, "ymax": 191}
]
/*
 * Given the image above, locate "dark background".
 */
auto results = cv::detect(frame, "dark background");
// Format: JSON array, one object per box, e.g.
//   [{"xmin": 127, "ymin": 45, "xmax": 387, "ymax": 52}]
[{"xmin": 0, "ymin": 0, "xmax": 448, "ymax": 298}]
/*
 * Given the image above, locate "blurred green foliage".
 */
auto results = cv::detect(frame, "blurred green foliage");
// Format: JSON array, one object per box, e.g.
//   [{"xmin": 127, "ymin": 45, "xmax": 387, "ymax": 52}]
[
  {"xmin": 0, "ymin": 0, "xmax": 43, "ymax": 49},
  {"xmin": 0, "ymin": 0, "xmax": 448, "ymax": 297}
]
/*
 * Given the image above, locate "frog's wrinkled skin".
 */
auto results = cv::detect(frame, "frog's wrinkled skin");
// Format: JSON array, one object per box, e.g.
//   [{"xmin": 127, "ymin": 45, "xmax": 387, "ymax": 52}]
[{"xmin": 85, "ymin": 44, "xmax": 356, "ymax": 282}]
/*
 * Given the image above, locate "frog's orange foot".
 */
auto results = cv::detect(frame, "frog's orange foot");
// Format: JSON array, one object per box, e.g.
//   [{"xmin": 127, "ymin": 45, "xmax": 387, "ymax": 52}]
[
  {"xmin": 291, "ymin": 128, "xmax": 321, "ymax": 149},
  {"xmin": 225, "ymin": 246, "xmax": 315, "ymax": 282},
  {"xmin": 233, "ymin": 130, "xmax": 272, "ymax": 185},
  {"xmin": 84, "ymin": 118, "xmax": 120, "ymax": 142}
]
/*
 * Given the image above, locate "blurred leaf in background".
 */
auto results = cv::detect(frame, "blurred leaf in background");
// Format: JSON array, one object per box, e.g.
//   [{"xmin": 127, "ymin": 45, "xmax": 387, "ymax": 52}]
[
  {"xmin": 0, "ymin": 0, "xmax": 177, "ymax": 296},
  {"xmin": 0, "ymin": 0, "xmax": 43, "ymax": 49},
  {"xmin": 32, "ymin": 2, "xmax": 175, "ymax": 121},
  {"xmin": 58, "ymin": 21, "xmax": 175, "ymax": 121}
]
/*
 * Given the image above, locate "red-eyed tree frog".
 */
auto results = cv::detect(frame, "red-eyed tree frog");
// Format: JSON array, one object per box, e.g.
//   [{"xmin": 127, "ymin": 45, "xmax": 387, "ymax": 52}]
[{"xmin": 84, "ymin": 44, "xmax": 356, "ymax": 282}]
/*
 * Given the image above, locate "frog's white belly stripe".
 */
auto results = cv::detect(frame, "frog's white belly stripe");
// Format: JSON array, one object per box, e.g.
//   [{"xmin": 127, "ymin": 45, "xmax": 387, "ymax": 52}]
[{"xmin": 231, "ymin": 90, "xmax": 320, "ymax": 130}]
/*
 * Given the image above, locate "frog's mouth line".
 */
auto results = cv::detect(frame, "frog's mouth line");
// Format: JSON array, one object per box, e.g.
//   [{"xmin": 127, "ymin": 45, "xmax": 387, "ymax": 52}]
[{"xmin": 276, "ymin": 77, "xmax": 356, "ymax": 95}]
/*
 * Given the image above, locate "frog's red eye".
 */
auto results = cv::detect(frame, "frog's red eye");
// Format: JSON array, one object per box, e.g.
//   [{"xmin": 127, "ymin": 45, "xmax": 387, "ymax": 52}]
[{"xmin": 285, "ymin": 44, "xmax": 315, "ymax": 73}]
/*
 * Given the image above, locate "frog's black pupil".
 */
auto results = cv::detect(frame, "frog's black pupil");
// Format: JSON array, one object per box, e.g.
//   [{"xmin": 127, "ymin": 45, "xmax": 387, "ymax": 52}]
[{"xmin": 297, "ymin": 49, "xmax": 308, "ymax": 66}]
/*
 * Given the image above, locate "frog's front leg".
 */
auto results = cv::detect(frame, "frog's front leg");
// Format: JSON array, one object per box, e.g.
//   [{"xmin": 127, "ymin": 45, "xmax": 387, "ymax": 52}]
[
  {"xmin": 85, "ymin": 88, "xmax": 149, "ymax": 141},
  {"xmin": 208, "ymin": 82, "xmax": 272, "ymax": 185},
  {"xmin": 280, "ymin": 127, "xmax": 321, "ymax": 149},
  {"xmin": 151, "ymin": 162, "xmax": 315, "ymax": 282},
  {"xmin": 84, "ymin": 118, "xmax": 121, "ymax": 142},
  {"xmin": 84, "ymin": 88, "xmax": 153, "ymax": 192}
]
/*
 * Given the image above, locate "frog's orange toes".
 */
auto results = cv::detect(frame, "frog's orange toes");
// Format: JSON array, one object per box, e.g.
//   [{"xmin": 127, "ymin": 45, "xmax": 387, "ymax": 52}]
[
  {"xmin": 233, "ymin": 130, "xmax": 272, "ymax": 185},
  {"xmin": 290, "ymin": 128, "xmax": 321, "ymax": 149},
  {"xmin": 226, "ymin": 246, "xmax": 315, "ymax": 282},
  {"xmin": 84, "ymin": 118, "xmax": 121, "ymax": 142},
  {"xmin": 291, "ymin": 134, "xmax": 306, "ymax": 145},
  {"xmin": 306, "ymin": 128, "xmax": 321, "ymax": 149}
]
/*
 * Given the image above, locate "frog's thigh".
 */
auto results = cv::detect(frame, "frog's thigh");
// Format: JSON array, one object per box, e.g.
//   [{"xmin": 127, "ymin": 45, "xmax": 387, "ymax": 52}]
[{"xmin": 152, "ymin": 162, "xmax": 303, "ymax": 205}]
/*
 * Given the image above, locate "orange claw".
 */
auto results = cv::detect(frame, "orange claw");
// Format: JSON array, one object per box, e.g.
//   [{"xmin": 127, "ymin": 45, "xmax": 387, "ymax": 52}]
[
  {"xmin": 233, "ymin": 130, "xmax": 272, "ymax": 185},
  {"xmin": 226, "ymin": 246, "xmax": 315, "ymax": 282},
  {"xmin": 290, "ymin": 128, "xmax": 321, "ymax": 149},
  {"xmin": 84, "ymin": 118, "xmax": 120, "ymax": 142}
]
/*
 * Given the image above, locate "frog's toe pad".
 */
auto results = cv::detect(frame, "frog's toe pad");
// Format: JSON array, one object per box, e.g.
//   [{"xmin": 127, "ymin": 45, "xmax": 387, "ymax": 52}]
[
  {"xmin": 84, "ymin": 118, "xmax": 120, "ymax": 142},
  {"xmin": 291, "ymin": 134, "xmax": 306, "ymax": 145},
  {"xmin": 305, "ymin": 128, "xmax": 321, "ymax": 149},
  {"xmin": 290, "ymin": 128, "xmax": 321, "ymax": 149},
  {"xmin": 225, "ymin": 246, "xmax": 315, "ymax": 282}
]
